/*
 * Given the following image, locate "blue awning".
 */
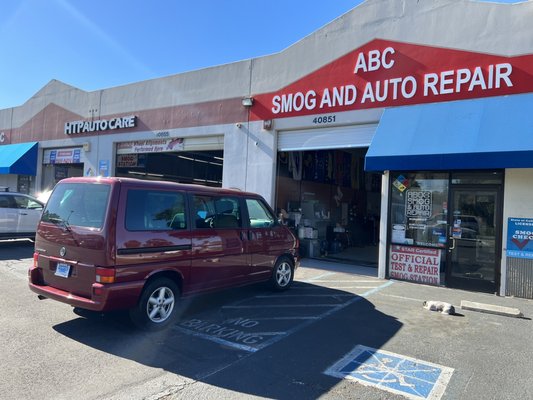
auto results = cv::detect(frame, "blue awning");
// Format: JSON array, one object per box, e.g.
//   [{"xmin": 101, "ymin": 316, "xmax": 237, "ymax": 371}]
[
  {"xmin": 365, "ymin": 94, "xmax": 533, "ymax": 171},
  {"xmin": 0, "ymin": 142, "xmax": 39, "ymax": 175}
]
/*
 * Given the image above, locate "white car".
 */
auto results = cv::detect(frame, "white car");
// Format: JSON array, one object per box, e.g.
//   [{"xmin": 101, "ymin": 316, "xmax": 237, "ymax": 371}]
[{"xmin": 0, "ymin": 190, "xmax": 44, "ymax": 240}]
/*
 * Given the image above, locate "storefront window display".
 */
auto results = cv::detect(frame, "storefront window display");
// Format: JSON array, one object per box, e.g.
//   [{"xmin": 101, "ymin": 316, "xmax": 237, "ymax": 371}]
[{"xmin": 389, "ymin": 172, "xmax": 449, "ymax": 286}]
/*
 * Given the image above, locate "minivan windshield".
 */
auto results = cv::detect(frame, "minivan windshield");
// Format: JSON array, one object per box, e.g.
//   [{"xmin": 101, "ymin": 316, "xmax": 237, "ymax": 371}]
[{"xmin": 42, "ymin": 183, "xmax": 110, "ymax": 229}]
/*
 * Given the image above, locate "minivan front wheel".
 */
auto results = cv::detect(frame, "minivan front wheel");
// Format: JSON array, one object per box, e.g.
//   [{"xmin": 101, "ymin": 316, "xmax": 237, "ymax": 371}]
[
  {"xmin": 130, "ymin": 277, "xmax": 181, "ymax": 331},
  {"xmin": 271, "ymin": 257, "xmax": 294, "ymax": 291}
]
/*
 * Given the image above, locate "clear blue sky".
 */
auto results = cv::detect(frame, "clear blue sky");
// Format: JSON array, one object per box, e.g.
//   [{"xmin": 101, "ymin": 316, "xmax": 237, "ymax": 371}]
[{"xmin": 0, "ymin": 0, "xmax": 524, "ymax": 110}]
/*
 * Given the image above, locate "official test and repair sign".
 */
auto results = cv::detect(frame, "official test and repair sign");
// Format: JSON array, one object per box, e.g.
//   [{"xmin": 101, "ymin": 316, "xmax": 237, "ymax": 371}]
[
  {"xmin": 507, "ymin": 218, "xmax": 533, "ymax": 259},
  {"xmin": 389, "ymin": 245, "xmax": 441, "ymax": 285}
]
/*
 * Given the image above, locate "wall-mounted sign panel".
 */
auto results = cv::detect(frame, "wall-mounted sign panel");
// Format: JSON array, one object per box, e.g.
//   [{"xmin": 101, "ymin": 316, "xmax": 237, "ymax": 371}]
[
  {"xmin": 252, "ymin": 39, "xmax": 533, "ymax": 121},
  {"xmin": 43, "ymin": 148, "xmax": 82, "ymax": 164},
  {"xmin": 507, "ymin": 217, "xmax": 533, "ymax": 259}
]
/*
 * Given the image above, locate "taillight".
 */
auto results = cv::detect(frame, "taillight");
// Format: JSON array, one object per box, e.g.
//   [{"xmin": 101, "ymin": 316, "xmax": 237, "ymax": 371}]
[
  {"xmin": 95, "ymin": 267, "xmax": 115, "ymax": 284},
  {"xmin": 33, "ymin": 252, "xmax": 39, "ymax": 268}
]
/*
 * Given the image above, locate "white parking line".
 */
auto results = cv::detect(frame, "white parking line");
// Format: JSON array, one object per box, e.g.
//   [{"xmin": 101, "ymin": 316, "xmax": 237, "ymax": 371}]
[
  {"xmin": 254, "ymin": 294, "xmax": 355, "ymax": 298},
  {"xmin": 305, "ymin": 272, "xmax": 337, "ymax": 281},
  {"xmin": 222, "ymin": 304, "xmax": 340, "ymax": 309},
  {"xmin": 177, "ymin": 280, "xmax": 395, "ymax": 354},
  {"xmin": 292, "ymin": 286, "xmax": 382, "ymax": 290},
  {"xmin": 177, "ymin": 330, "xmax": 260, "ymax": 353},
  {"xmin": 305, "ymin": 280, "xmax": 382, "ymax": 283},
  {"xmin": 249, "ymin": 316, "xmax": 320, "ymax": 321},
  {"xmin": 378, "ymin": 293, "xmax": 426, "ymax": 302},
  {"xmin": 252, "ymin": 281, "xmax": 395, "ymax": 351}
]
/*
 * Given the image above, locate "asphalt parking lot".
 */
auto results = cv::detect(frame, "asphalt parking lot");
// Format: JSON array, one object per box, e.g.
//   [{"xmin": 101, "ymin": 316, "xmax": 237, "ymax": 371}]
[{"xmin": 1, "ymin": 240, "xmax": 532, "ymax": 400}]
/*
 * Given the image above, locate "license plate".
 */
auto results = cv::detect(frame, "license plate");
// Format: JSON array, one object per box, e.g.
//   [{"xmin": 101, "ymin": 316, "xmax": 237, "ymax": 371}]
[{"xmin": 55, "ymin": 263, "xmax": 71, "ymax": 278}]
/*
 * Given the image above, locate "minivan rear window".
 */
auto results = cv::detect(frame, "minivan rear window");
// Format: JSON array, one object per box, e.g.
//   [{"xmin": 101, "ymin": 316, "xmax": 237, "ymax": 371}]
[{"xmin": 42, "ymin": 183, "xmax": 110, "ymax": 229}]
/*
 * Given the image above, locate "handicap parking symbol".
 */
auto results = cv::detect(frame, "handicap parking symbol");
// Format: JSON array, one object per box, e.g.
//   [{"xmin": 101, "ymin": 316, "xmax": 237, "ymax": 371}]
[{"xmin": 324, "ymin": 345, "xmax": 453, "ymax": 400}]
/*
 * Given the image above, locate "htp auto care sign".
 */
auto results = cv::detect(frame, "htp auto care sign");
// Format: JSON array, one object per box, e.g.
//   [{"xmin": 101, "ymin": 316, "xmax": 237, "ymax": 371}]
[
  {"xmin": 389, "ymin": 245, "xmax": 441, "ymax": 285},
  {"xmin": 251, "ymin": 39, "xmax": 533, "ymax": 121}
]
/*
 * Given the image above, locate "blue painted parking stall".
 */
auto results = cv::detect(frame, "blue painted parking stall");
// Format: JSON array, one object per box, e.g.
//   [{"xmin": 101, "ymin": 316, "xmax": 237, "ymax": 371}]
[{"xmin": 324, "ymin": 345, "xmax": 454, "ymax": 400}]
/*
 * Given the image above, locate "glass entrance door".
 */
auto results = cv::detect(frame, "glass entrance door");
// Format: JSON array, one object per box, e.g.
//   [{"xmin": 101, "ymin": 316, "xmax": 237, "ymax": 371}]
[{"xmin": 446, "ymin": 187, "xmax": 501, "ymax": 293}]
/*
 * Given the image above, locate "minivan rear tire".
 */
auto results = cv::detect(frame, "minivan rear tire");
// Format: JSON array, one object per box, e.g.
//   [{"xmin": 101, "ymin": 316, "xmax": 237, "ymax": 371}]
[
  {"xmin": 271, "ymin": 257, "xmax": 294, "ymax": 291},
  {"xmin": 129, "ymin": 277, "xmax": 181, "ymax": 331}
]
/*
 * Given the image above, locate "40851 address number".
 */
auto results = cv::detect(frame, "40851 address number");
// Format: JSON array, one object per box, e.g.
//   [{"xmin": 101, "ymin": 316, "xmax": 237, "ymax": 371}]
[{"xmin": 312, "ymin": 115, "xmax": 336, "ymax": 124}]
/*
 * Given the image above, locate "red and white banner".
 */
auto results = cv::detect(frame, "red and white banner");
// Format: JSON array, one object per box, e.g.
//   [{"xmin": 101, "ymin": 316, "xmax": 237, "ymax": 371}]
[
  {"xmin": 251, "ymin": 39, "xmax": 533, "ymax": 121},
  {"xmin": 116, "ymin": 138, "xmax": 184, "ymax": 154},
  {"xmin": 389, "ymin": 245, "xmax": 441, "ymax": 285}
]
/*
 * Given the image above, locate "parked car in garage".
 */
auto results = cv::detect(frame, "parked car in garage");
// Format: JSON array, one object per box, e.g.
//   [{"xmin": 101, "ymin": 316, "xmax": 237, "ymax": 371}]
[{"xmin": 0, "ymin": 188, "xmax": 44, "ymax": 240}]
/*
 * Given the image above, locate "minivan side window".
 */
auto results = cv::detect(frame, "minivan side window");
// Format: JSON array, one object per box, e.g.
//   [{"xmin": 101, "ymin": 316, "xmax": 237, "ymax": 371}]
[
  {"xmin": 126, "ymin": 190, "xmax": 187, "ymax": 231},
  {"xmin": 246, "ymin": 198, "xmax": 275, "ymax": 228},
  {"xmin": 193, "ymin": 195, "xmax": 241, "ymax": 229}
]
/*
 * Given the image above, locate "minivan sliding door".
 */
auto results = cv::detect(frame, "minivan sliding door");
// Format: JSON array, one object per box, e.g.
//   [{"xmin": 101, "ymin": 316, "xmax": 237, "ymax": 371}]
[{"xmin": 189, "ymin": 194, "xmax": 249, "ymax": 291}]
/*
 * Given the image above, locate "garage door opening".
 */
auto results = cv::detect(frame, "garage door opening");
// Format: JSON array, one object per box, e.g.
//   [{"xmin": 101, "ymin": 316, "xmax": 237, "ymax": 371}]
[
  {"xmin": 275, "ymin": 148, "xmax": 381, "ymax": 266},
  {"xmin": 116, "ymin": 150, "xmax": 224, "ymax": 187}
]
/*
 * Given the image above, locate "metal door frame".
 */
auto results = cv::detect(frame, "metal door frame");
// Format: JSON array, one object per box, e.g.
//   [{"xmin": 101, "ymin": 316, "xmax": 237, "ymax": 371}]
[{"xmin": 445, "ymin": 183, "xmax": 503, "ymax": 293}]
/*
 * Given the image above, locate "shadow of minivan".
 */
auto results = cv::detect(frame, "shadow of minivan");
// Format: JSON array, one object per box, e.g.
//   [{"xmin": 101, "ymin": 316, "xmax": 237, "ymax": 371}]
[{"xmin": 29, "ymin": 177, "xmax": 299, "ymax": 331}]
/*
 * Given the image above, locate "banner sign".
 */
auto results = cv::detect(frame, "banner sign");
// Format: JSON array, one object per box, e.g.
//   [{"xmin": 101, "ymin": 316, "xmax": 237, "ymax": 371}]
[
  {"xmin": 389, "ymin": 245, "xmax": 441, "ymax": 285},
  {"xmin": 43, "ymin": 148, "xmax": 82, "ymax": 164},
  {"xmin": 116, "ymin": 138, "xmax": 184, "ymax": 155},
  {"xmin": 251, "ymin": 39, "xmax": 533, "ymax": 121},
  {"xmin": 507, "ymin": 217, "xmax": 533, "ymax": 259}
]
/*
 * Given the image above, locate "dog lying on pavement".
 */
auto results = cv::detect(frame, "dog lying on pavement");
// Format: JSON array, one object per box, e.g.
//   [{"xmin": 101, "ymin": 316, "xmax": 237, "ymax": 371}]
[{"xmin": 423, "ymin": 300, "xmax": 456, "ymax": 315}]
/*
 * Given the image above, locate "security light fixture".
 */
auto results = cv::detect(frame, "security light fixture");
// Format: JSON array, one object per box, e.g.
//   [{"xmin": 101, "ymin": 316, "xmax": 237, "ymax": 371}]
[{"xmin": 242, "ymin": 97, "xmax": 254, "ymax": 107}]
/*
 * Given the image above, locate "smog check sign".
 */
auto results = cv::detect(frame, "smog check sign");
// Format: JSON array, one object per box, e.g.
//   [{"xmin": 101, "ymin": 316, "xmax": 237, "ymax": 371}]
[{"xmin": 507, "ymin": 217, "xmax": 533, "ymax": 259}]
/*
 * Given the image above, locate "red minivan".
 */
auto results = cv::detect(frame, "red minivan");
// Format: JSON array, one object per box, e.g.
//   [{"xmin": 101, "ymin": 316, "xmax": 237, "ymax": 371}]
[{"xmin": 29, "ymin": 177, "xmax": 299, "ymax": 330}]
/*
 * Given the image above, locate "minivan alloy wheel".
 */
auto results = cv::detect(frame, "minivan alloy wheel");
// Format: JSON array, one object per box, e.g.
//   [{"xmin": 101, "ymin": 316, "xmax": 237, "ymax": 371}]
[
  {"xmin": 272, "ymin": 258, "xmax": 293, "ymax": 291},
  {"xmin": 276, "ymin": 262, "xmax": 292, "ymax": 287},
  {"xmin": 146, "ymin": 287, "xmax": 176, "ymax": 322},
  {"xmin": 130, "ymin": 277, "xmax": 181, "ymax": 330},
  {"xmin": 146, "ymin": 286, "xmax": 175, "ymax": 323}
]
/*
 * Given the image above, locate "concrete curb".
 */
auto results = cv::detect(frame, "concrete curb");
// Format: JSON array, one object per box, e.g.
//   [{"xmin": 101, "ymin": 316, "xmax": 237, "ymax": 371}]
[{"xmin": 461, "ymin": 300, "xmax": 523, "ymax": 318}]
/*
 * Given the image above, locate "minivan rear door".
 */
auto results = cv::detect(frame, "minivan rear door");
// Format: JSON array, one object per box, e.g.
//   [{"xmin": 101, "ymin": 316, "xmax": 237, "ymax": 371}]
[{"xmin": 37, "ymin": 181, "xmax": 115, "ymax": 298}]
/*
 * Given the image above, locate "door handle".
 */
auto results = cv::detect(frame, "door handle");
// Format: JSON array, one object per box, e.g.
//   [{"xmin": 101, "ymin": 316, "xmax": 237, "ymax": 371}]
[{"xmin": 448, "ymin": 238, "xmax": 456, "ymax": 251}]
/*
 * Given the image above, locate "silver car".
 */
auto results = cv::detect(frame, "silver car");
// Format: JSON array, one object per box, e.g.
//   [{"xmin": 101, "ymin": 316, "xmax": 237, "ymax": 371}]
[{"xmin": 0, "ymin": 189, "xmax": 44, "ymax": 240}]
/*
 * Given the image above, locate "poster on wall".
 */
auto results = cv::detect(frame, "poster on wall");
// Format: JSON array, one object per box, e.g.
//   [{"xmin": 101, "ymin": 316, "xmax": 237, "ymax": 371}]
[
  {"xmin": 507, "ymin": 217, "xmax": 533, "ymax": 259},
  {"xmin": 405, "ymin": 190, "xmax": 432, "ymax": 218},
  {"xmin": 98, "ymin": 160, "xmax": 110, "ymax": 177},
  {"xmin": 117, "ymin": 154, "xmax": 138, "ymax": 167},
  {"xmin": 389, "ymin": 245, "xmax": 441, "ymax": 285}
]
